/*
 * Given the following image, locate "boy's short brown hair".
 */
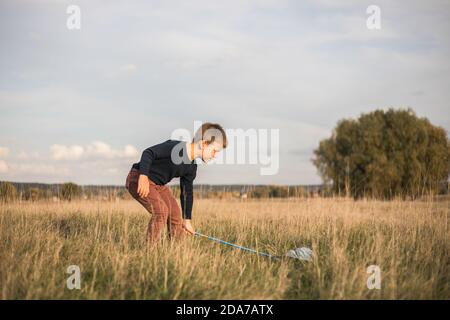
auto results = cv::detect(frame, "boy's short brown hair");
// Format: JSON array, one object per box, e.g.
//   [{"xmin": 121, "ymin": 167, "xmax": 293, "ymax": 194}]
[{"xmin": 192, "ymin": 122, "xmax": 228, "ymax": 148}]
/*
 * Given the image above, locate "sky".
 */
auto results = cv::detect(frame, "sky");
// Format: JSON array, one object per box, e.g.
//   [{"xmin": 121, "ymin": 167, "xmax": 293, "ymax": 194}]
[{"xmin": 0, "ymin": 0, "xmax": 449, "ymax": 186}]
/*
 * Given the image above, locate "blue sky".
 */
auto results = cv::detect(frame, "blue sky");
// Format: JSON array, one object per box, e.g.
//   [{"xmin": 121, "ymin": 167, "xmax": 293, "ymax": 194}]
[{"xmin": 0, "ymin": 0, "xmax": 449, "ymax": 185}]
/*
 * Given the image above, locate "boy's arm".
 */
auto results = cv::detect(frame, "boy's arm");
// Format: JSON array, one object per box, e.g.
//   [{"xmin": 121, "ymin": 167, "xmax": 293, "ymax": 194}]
[{"xmin": 180, "ymin": 165, "xmax": 197, "ymax": 222}]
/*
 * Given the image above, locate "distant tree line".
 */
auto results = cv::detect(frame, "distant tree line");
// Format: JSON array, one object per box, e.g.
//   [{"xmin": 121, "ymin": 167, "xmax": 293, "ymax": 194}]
[
  {"xmin": 313, "ymin": 108, "xmax": 450, "ymax": 199},
  {"xmin": 0, "ymin": 181, "xmax": 328, "ymax": 203},
  {"xmin": 0, "ymin": 181, "xmax": 134, "ymax": 203}
]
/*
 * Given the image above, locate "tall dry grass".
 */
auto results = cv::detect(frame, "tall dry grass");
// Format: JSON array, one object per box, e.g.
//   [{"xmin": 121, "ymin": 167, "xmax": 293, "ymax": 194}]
[{"xmin": 0, "ymin": 197, "xmax": 448, "ymax": 299}]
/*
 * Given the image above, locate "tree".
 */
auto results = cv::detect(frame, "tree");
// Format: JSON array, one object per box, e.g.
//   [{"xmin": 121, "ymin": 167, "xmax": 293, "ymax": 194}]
[
  {"xmin": 60, "ymin": 182, "xmax": 81, "ymax": 201},
  {"xmin": 313, "ymin": 108, "xmax": 450, "ymax": 199},
  {"xmin": 0, "ymin": 181, "xmax": 18, "ymax": 203},
  {"xmin": 24, "ymin": 187, "xmax": 42, "ymax": 201}
]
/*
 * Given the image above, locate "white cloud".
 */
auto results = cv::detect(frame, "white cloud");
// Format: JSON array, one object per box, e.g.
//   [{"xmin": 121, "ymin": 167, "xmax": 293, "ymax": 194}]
[
  {"xmin": 17, "ymin": 151, "xmax": 41, "ymax": 160},
  {"xmin": 0, "ymin": 147, "xmax": 9, "ymax": 158},
  {"xmin": 0, "ymin": 160, "xmax": 8, "ymax": 173},
  {"xmin": 50, "ymin": 141, "xmax": 139, "ymax": 161},
  {"xmin": 123, "ymin": 145, "xmax": 139, "ymax": 157},
  {"xmin": 17, "ymin": 151, "xmax": 28, "ymax": 160},
  {"xmin": 50, "ymin": 144, "xmax": 84, "ymax": 160},
  {"xmin": 85, "ymin": 141, "xmax": 114, "ymax": 159}
]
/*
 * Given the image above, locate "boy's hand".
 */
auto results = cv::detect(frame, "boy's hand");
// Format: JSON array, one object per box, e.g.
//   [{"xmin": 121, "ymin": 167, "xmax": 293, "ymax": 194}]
[
  {"xmin": 183, "ymin": 219, "xmax": 195, "ymax": 235},
  {"xmin": 137, "ymin": 174, "xmax": 150, "ymax": 198}
]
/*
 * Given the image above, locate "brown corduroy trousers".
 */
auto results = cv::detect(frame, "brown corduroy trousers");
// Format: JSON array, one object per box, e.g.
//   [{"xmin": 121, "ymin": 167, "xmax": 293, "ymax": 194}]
[{"xmin": 125, "ymin": 168, "xmax": 187, "ymax": 243}]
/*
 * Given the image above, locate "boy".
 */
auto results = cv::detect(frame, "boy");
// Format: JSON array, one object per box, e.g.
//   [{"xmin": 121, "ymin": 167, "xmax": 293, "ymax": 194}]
[{"xmin": 125, "ymin": 122, "xmax": 228, "ymax": 243}]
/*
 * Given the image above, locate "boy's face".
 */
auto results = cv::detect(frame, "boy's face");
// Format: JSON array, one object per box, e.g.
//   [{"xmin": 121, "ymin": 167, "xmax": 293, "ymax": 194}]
[{"xmin": 200, "ymin": 141, "xmax": 223, "ymax": 163}]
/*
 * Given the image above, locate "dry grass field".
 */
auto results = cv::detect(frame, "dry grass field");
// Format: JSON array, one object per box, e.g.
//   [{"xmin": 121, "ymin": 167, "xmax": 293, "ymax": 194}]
[{"xmin": 0, "ymin": 197, "xmax": 448, "ymax": 299}]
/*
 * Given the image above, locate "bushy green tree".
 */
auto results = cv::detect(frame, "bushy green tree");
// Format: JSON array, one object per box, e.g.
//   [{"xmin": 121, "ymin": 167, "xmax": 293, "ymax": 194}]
[
  {"xmin": 60, "ymin": 182, "xmax": 81, "ymax": 201},
  {"xmin": 24, "ymin": 187, "xmax": 42, "ymax": 201},
  {"xmin": 313, "ymin": 108, "xmax": 450, "ymax": 199},
  {"xmin": 0, "ymin": 181, "xmax": 17, "ymax": 203}
]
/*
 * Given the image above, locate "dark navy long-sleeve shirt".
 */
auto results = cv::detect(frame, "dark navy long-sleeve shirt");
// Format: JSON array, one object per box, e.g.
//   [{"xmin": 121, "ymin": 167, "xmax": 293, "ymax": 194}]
[{"xmin": 132, "ymin": 139, "xmax": 197, "ymax": 219}]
